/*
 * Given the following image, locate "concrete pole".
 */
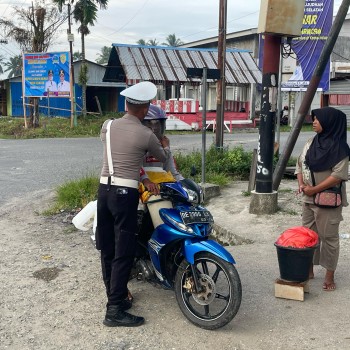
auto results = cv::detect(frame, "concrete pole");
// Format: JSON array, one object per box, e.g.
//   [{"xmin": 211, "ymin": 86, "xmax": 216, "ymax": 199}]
[
  {"xmin": 255, "ymin": 34, "xmax": 281, "ymax": 193},
  {"xmin": 273, "ymin": 0, "xmax": 350, "ymax": 191},
  {"xmin": 249, "ymin": 34, "xmax": 281, "ymax": 214}
]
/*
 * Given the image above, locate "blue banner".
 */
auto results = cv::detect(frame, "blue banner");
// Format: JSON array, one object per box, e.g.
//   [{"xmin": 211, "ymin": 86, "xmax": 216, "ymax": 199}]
[
  {"xmin": 282, "ymin": 0, "xmax": 333, "ymax": 91},
  {"xmin": 23, "ymin": 52, "xmax": 71, "ymax": 97}
]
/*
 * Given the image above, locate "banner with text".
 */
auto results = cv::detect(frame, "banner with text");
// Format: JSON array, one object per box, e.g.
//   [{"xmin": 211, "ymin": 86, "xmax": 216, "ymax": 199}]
[
  {"xmin": 23, "ymin": 52, "xmax": 71, "ymax": 97},
  {"xmin": 282, "ymin": 0, "xmax": 333, "ymax": 91}
]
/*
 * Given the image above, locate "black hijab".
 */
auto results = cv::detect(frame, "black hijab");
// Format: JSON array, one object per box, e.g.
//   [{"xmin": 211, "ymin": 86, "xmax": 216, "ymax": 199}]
[{"xmin": 305, "ymin": 107, "xmax": 350, "ymax": 172}]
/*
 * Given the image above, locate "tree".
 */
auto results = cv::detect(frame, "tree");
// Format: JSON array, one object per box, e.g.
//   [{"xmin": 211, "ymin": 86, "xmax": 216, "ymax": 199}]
[
  {"xmin": 53, "ymin": 0, "xmax": 108, "ymax": 118},
  {"xmin": 0, "ymin": 1, "xmax": 66, "ymax": 53},
  {"xmin": 137, "ymin": 38, "xmax": 159, "ymax": 46},
  {"xmin": 0, "ymin": 55, "xmax": 4, "ymax": 74},
  {"xmin": 162, "ymin": 34, "xmax": 184, "ymax": 47},
  {"xmin": 96, "ymin": 46, "xmax": 111, "ymax": 65},
  {"xmin": 3, "ymin": 55, "xmax": 22, "ymax": 78},
  {"xmin": 73, "ymin": 51, "xmax": 83, "ymax": 61},
  {"xmin": 0, "ymin": 1, "xmax": 67, "ymax": 128},
  {"xmin": 148, "ymin": 39, "xmax": 158, "ymax": 46}
]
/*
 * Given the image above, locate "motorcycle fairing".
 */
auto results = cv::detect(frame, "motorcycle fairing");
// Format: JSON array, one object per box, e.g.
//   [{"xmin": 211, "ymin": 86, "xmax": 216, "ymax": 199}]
[
  {"xmin": 159, "ymin": 206, "xmax": 212, "ymax": 237},
  {"xmin": 183, "ymin": 239, "xmax": 236, "ymax": 265},
  {"xmin": 148, "ymin": 225, "xmax": 235, "ymax": 286},
  {"xmin": 148, "ymin": 224, "xmax": 188, "ymax": 280}
]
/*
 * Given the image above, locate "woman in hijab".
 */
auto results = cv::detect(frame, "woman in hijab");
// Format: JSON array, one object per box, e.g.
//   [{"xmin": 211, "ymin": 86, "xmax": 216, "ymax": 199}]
[{"xmin": 295, "ymin": 107, "xmax": 350, "ymax": 291}]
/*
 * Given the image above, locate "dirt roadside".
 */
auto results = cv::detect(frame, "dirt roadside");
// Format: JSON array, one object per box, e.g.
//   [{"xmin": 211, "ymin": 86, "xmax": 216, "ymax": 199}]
[{"xmin": 1, "ymin": 181, "xmax": 350, "ymax": 350}]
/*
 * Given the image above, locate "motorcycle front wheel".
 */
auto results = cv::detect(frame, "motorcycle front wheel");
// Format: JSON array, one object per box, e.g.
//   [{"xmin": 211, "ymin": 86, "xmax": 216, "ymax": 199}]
[{"xmin": 175, "ymin": 252, "xmax": 242, "ymax": 330}]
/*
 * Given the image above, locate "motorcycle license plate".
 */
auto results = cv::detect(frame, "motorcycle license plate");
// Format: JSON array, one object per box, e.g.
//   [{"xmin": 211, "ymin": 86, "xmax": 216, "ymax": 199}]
[{"xmin": 180, "ymin": 210, "xmax": 214, "ymax": 224}]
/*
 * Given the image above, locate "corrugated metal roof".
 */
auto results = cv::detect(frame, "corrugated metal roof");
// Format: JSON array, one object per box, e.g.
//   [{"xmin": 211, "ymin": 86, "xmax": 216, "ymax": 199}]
[{"xmin": 106, "ymin": 44, "xmax": 262, "ymax": 85}]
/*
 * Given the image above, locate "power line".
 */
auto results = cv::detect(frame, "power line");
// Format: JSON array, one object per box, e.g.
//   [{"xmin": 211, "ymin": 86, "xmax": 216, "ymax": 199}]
[
  {"xmin": 332, "ymin": 50, "xmax": 350, "ymax": 61},
  {"xmin": 181, "ymin": 10, "xmax": 259, "ymax": 40},
  {"xmin": 105, "ymin": 0, "xmax": 150, "ymax": 37}
]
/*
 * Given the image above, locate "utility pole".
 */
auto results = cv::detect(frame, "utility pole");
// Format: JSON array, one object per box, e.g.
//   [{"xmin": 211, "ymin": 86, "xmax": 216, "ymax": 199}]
[
  {"xmin": 216, "ymin": 0, "xmax": 227, "ymax": 149},
  {"xmin": 255, "ymin": 34, "xmax": 281, "ymax": 194},
  {"xmin": 250, "ymin": 0, "xmax": 305, "ymax": 214}
]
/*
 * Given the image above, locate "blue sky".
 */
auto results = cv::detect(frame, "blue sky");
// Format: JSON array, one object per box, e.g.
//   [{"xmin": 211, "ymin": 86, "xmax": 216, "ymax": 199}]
[{"xmin": 0, "ymin": 0, "xmax": 345, "ymax": 70}]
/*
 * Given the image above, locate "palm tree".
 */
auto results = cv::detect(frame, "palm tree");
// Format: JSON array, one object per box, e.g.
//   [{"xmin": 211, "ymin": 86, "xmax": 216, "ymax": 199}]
[
  {"xmin": 162, "ymin": 34, "xmax": 184, "ymax": 47},
  {"xmin": 0, "ymin": 55, "xmax": 4, "ymax": 74},
  {"xmin": 96, "ymin": 46, "xmax": 111, "ymax": 65},
  {"xmin": 53, "ymin": 0, "xmax": 108, "ymax": 117},
  {"xmin": 148, "ymin": 39, "xmax": 158, "ymax": 46},
  {"xmin": 137, "ymin": 39, "xmax": 147, "ymax": 45},
  {"xmin": 3, "ymin": 55, "xmax": 22, "ymax": 78},
  {"xmin": 73, "ymin": 51, "xmax": 83, "ymax": 61}
]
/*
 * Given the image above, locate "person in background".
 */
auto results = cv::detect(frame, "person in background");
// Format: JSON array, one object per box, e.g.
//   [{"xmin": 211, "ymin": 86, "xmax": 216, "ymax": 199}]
[
  {"xmin": 295, "ymin": 107, "xmax": 350, "ymax": 291},
  {"xmin": 280, "ymin": 106, "xmax": 289, "ymax": 126},
  {"xmin": 96, "ymin": 82, "xmax": 170, "ymax": 327}
]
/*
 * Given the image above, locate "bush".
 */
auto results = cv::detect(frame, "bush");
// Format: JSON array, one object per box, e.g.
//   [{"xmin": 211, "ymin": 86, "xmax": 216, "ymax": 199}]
[
  {"xmin": 175, "ymin": 146, "xmax": 253, "ymax": 185},
  {"xmin": 46, "ymin": 175, "xmax": 99, "ymax": 213}
]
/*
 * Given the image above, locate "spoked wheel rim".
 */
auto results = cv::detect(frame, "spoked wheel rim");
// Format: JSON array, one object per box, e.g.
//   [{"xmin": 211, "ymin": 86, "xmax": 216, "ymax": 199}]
[{"xmin": 180, "ymin": 257, "xmax": 231, "ymax": 321}]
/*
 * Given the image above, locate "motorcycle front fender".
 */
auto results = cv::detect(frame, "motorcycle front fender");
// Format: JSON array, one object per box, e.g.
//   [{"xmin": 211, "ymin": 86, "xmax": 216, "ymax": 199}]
[{"xmin": 183, "ymin": 239, "xmax": 236, "ymax": 265}]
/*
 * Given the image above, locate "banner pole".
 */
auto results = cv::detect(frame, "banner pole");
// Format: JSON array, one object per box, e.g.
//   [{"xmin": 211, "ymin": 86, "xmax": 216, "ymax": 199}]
[{"xmin": 22, "ymin": 63, "xmax": 27, "ymax": 129}]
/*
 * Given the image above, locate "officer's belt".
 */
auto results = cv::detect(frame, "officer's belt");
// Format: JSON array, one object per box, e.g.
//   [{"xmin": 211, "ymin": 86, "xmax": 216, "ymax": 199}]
[{"xmin": 100, "ymin": 176, "xmax": 139, "ymax": 189}]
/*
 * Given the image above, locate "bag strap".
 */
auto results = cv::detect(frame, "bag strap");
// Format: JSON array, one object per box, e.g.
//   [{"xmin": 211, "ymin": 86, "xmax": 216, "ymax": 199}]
[
  {"xmin": 311, "ymin": 171, "xmax": 342, "ymax": 190},
  {"xmin": 105, "ymin": 119, "xmax": 114, "ymax": 176},
  {"xmin": 310, "ymin": 171, "xmax": 316, "ymax": 186}
]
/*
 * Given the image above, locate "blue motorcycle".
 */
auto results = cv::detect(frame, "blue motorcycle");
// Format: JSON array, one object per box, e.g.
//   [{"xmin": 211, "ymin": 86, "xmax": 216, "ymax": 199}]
[{"xmin": 134, "ymin": 178, "xmax": 242, "ymax": 330}]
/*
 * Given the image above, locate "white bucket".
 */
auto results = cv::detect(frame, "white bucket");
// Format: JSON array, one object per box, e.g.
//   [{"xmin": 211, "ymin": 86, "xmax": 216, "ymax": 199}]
[
  {"xmin": 147, "ymin": 195, "xmax": 172, "ymax": 228},
  {"xmin": 72, "ymin": 200, "xmax": 97, "ymax": 231}
]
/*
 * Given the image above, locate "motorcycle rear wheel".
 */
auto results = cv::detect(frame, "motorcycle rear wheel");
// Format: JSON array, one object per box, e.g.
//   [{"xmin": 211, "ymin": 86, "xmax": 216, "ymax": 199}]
[{"xmin": 175, "ymin": 252, "xmax": 242, "ymax": 330}]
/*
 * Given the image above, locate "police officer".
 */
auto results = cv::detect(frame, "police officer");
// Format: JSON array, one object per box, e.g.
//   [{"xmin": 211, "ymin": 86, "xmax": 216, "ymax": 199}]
[{"xmin": 96, "ymin": 82, "xmax": 170, "ymax": 327}]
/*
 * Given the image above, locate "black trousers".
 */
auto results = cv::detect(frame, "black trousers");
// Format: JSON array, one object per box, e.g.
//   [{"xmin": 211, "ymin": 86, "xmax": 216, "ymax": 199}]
[{"xmin": 96, "ymin": 184, "xmax": 139, "ymax": 306}]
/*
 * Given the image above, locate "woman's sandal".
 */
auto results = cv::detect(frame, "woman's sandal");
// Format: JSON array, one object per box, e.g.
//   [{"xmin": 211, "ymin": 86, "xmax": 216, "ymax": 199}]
[{"xmin": 322, "ymin": 281, "xmax": 336, "ymax": 291}]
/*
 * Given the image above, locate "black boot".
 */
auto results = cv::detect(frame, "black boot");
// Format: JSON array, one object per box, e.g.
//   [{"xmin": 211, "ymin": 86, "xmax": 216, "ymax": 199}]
[
  {"xmin": 119, "ymin": 298, "xmax": 132, "ymax": 311},
  {"xmin": 103, "ymin": 305, "xmax": 144, "ymax": 327}
]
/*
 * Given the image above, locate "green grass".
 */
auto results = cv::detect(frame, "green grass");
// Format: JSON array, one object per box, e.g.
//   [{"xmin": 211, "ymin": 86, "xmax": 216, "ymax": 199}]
[
  {"xmin": 0, "ymin": 113, "xmax": 123, "ymax": 139},
  {"xmin": 44, "ymin": 175, "xmax": 99, "ymax": 214}
]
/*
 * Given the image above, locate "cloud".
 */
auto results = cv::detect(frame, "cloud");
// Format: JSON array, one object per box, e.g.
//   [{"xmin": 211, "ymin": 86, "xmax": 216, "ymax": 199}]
[{"xmin": 0, "ymin": 0, "xmax": 346, "ymax": 69}]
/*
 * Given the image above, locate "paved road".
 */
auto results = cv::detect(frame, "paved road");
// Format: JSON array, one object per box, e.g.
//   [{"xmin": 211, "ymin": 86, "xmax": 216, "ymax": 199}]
[{"xmin": 0, "ymin": 131, "xmax": 314, "ymax": 206}]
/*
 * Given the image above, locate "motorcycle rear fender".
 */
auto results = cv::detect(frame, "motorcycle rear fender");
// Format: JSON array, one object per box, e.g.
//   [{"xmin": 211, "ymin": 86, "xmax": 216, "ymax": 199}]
[{"xmin": 183, "ymin": 239, "xmax": 236, "ymax": 265}]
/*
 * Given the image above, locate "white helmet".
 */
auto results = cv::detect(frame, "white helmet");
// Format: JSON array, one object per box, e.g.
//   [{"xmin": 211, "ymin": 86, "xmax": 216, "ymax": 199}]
[{"xmin": 121, "ymin": 81, "xmax": 157, "ymax": 105}]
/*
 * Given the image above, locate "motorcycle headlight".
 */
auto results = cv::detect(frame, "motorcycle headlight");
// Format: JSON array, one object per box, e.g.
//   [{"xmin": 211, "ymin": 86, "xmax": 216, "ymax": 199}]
[
  {"xmin": 162, "ymin": 212, "xmax": 194, "ymax": 234},
  {"xmin": 183, "ymin": 187, "xmax": 199, "ymax": 204},
  {"xmin": 180, "ymin": 179, "xmax": 204, "ymax": 205}
]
